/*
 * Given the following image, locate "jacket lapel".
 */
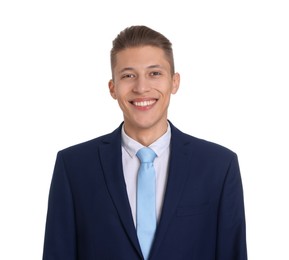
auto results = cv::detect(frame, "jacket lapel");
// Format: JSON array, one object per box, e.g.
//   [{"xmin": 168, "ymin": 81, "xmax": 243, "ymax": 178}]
[
  {"xmin": 98, "ymin": 125, "xmax": 142, "ymax": 257},
  {"xmin": 150, "ymin": 123, "xmax": 193, "ymax": 258}
]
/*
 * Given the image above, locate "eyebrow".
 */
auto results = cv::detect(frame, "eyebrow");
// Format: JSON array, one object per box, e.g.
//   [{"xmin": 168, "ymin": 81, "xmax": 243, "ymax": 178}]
[
  {"xmin": 147, "ymin": 64, "xmax": 162, "ymax": 69},
  {"xmin": 118, "ymin": 67, "xmax": 134, "ymax": 74},
  {"xmin": 118, "ymin": 64, "xmax": 163, "ymax": 74}
]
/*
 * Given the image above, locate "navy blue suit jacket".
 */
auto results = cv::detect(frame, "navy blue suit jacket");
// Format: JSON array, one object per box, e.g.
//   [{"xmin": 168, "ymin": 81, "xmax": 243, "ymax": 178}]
[{"xmin": 43, "ymin": 122, "xmax": 247, "ymax": 259}]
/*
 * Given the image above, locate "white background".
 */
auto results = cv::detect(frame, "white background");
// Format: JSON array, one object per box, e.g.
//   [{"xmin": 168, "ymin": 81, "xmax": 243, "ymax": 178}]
[{"xmin": 1, "ymin": 0, "xmax": 288, "ymax": 259}]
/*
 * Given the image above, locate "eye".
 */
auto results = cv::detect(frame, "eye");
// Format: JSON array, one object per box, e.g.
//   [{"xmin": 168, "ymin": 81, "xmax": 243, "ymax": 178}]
[
  {"xmin": 150, "ymin": 71, "xmax": 162, "ymax": 76},
  {"xmin": 121, "ymin": 74, "xmax": 135, "ymax": 79}
]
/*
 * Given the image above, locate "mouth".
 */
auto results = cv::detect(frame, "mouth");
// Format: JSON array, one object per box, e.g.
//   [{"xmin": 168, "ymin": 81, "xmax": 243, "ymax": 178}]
[{"xmin": 130, "ymin": 99, "xmax": 157, "ymax": 109}]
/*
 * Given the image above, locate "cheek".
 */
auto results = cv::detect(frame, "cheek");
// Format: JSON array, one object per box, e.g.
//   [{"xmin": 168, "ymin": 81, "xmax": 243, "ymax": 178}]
[
  {"xmin": 113, "ymin": 86, "xmax": 123, "ymax": 98},
  {"xmin": 115, "ymin": 91, "xmax": 128, "ymax": 108},
  {"xmin": 162, "ymin": 86, "xmax": 174, "ymax": 98}
]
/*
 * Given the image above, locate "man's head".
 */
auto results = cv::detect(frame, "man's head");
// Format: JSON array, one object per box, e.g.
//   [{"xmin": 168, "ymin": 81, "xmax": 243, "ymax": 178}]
[
  {"xmin": 110, "ymin": 25, "xmax": 175, "ymax": 78},
  {"xmin": 108, "ymin": 26, "xmax": 180, "ymax": 145}
]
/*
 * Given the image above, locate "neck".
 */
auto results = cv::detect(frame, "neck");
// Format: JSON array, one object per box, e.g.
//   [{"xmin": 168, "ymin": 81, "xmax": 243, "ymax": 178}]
[{"xmin": 123, "ymin": 121, "xmax": 168, "ymax": 146}]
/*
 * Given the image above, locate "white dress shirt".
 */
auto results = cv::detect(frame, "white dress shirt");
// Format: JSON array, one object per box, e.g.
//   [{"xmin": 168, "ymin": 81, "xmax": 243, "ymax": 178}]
[{"xmin": 121, "ymin": 124, "xmax": 171, "ymax": 226}]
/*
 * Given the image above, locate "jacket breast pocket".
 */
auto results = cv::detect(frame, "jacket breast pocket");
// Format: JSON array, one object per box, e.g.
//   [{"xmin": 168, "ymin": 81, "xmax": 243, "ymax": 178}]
[{"xmin": 177, "ymin": 203, "xmax": 210, "ymax": 217}]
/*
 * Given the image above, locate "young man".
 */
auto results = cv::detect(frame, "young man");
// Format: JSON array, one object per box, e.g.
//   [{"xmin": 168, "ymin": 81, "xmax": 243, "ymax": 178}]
[{"xmin": 43, "ymin": 26, "xmax": 247, "ymax": 260}]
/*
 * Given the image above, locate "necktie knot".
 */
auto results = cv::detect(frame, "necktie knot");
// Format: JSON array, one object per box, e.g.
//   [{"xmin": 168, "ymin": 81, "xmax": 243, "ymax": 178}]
[{"xmin": 136, "ymin": 147, "xmax": 157, "ymax": 163}]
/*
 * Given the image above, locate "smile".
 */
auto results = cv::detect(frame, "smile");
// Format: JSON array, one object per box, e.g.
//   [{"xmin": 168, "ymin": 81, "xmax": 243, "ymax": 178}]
[{"xmin": 131, "ymin": 99, "xmax": 157, "ymax": 107}]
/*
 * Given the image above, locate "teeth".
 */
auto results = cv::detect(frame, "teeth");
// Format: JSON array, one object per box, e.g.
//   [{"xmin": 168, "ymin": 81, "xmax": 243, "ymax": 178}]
[{"xmin": 133, "ymin": 100, "xmax": 156, "ymax": 107}]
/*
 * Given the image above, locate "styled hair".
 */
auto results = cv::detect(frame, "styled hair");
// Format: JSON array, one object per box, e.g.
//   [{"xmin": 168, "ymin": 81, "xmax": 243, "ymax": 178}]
[{"xmin": 110, "ymin": 25, "xmax": 175, "ymax": 76}]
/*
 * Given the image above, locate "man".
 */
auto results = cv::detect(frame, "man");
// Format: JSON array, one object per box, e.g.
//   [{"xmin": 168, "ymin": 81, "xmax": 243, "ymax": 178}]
[{"xmin": 43, "ymin": 25, "xmax": 247, "ymax": 259}]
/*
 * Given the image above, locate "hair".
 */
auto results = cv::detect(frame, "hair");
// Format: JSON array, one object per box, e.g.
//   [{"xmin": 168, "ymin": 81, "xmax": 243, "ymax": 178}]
[{"xmin": 110, "ymin": 25, "xmax": 175, "ymax": 76}]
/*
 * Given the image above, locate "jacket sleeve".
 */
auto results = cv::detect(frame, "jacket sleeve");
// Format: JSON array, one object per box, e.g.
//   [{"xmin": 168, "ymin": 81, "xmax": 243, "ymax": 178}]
[
  {"xmin": 43, "ymin": 152, "xmax": 77, "ymax": 260},
  {"xmin": 216, "ymin": 154, "xmax": 248, "ymax": 260}
]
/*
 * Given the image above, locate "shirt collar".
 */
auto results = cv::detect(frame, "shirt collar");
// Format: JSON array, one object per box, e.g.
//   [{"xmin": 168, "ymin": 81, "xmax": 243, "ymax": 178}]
[{"xmin": 121, "ymin": 123, "xmax": 171, "ymax": 158}]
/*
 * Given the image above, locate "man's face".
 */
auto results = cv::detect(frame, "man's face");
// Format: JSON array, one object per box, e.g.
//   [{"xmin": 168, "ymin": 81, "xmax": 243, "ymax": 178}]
[{"xmin": 109, "ymin": 46, "xmax": 180, "ymax": 136}]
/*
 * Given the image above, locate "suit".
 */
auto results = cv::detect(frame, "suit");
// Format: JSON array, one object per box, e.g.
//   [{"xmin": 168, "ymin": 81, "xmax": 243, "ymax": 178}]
[{"xmin": 43, "ymin": 122, "xmax": 247, "ymax": 259}]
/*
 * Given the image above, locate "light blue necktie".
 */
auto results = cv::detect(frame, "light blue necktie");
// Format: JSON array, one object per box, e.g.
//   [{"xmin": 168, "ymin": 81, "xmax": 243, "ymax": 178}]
[{"xmin": 136, "ymin": 147, "xmax": 157, "ymax": 260}]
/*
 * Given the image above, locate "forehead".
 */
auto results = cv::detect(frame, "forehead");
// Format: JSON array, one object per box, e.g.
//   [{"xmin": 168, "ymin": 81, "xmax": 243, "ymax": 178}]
[{"xmin": 114, "ymin": 46, "xmax": 169, "ymax": 69}]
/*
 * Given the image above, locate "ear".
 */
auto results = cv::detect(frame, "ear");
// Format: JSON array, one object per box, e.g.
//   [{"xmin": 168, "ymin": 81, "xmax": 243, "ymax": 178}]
[
  {"xmin": 108, "ymin": 79, "xmax": 117, "ymax": 99},
  {"xmin": 171, "ymin": 72, "xmax": 180, "ymax": 94}
]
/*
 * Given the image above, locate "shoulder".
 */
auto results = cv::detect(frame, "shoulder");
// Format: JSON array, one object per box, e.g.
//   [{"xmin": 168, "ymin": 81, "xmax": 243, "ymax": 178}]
[
  {"xmin": 57, "ymin": 125, "xmax": 122, "ymax": 160},
  {"xmin": 170, "ymin": 122, "xmax": 237, "ymax": 161}
]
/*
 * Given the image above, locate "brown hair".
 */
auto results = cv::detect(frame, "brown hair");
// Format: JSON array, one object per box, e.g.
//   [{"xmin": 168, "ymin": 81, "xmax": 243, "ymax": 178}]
[{"xmin": 110, "ymin": 25, "xmax": 175, "ymax": 76}]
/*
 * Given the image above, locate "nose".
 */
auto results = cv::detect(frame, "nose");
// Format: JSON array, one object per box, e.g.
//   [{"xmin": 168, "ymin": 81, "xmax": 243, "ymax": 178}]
[{"xmin": 132, "ymin": 75, "xmax": 151, "ymax": 94}]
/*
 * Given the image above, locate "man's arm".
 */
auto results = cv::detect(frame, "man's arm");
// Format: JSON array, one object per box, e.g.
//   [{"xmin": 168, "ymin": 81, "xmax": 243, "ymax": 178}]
[
  {"xmin": 216, "ymin": 154, "xmax": 247, "ymax": 260},
  {"xmin": 43, "ymin": 152, "xmax": 77, "ymax": 260}
]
